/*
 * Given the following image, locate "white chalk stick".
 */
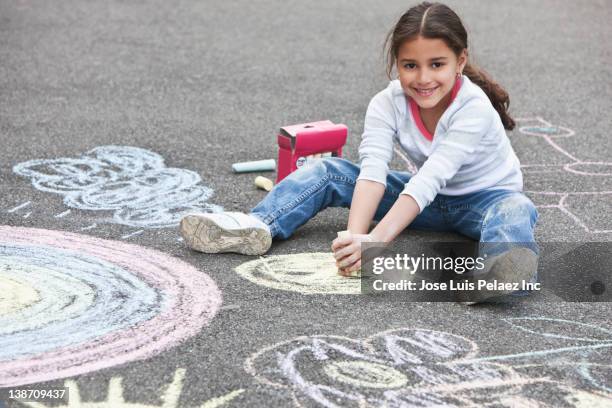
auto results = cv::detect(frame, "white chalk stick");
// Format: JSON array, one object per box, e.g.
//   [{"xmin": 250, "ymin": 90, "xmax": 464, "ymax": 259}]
[
  {"xmin": 254, "ymin": 176, "xmax": 274, "ymax": 192},
  {"xmin": 337, "ymin": 230, "xmax": 351, "ymax": 239},
  {"xmin": 232, "ymin": 159, "xmax": 276, "ymax": 173}
]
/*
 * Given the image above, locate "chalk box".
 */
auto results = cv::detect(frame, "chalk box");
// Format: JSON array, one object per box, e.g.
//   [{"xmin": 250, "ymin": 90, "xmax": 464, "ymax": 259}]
[{"xmin": 276, "ymin": 120, "xmax": 348, "ymax": 182}]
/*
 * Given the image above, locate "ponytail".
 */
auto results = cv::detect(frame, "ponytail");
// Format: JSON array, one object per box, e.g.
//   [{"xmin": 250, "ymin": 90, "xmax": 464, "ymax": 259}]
[{"xmin": 463, "ymin": 62, "xmax": 515, "ymax": 130}]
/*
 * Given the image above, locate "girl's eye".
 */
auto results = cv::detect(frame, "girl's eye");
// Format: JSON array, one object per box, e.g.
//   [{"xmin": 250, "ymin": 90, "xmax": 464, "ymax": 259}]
[{"xmin": 402, "ymin": 62, "xmax": 444, "ymax": 69}]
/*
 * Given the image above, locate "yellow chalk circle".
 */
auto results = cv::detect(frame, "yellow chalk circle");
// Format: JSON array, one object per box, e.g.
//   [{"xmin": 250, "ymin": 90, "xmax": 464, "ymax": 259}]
[
  {"xmin": 235, "ymin": 253, "xmax": 361, "ymax": 294},
  {"xmin": 254, "ymin": 176, "xmax": 274, "ymax": 192},
  {"xmin": 0, "ymin": 275, "xmax": 40, "ymax": 316},
  {"xmin": 323, "ymin": 361, "xmax": 408, "ymax": 389}
]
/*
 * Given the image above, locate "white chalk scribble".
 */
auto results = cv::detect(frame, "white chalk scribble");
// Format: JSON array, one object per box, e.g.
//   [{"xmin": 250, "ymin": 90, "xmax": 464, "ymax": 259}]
[
  {"xmin": 246, "ymin": 319, "xmax": 612, "ymax": 407},
  {"xmin": 122, "ymin": 229, "xmax": 144, "ymax": 240},
  {"xmin": 54, "ymin": 209, "xmax": 71, "ymax": 218},
  {"xmin": 7, "ymin": 201, "xmax": 31, "ymax": 213},
  {"xmin": 13, "ymin": 146, "xmax": 223, "ymax": 228}
]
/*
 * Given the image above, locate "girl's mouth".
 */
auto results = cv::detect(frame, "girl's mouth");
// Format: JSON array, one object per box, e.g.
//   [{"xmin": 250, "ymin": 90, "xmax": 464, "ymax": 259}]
[{"xmin": 414, "ymin": 86, "xmax": 439, "ymax": 97}]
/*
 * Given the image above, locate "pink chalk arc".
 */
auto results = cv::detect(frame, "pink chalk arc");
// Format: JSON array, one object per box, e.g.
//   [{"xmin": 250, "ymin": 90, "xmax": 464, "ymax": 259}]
[
  {"xmin": 563, "ymin": 161, "xmax": 612, "ymax": 176},
  {"xmin": 0, "ymin": 226, "xmax": 222, "ymax": 387}
]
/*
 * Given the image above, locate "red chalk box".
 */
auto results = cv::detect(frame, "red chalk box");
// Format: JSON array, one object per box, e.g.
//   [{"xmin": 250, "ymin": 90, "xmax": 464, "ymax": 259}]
[{"xmin": 276, "ymin": 120, "xmax": 348, "ymax": 182}]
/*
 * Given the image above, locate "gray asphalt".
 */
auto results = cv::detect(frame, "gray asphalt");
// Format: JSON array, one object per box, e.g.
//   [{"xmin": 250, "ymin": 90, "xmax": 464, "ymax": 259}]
[{"xmin": 1, "ymin": 0, "xmax": 611, "ymax": 407}]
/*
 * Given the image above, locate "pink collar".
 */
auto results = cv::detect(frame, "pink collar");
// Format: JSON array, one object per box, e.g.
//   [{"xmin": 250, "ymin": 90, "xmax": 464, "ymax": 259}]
[{"xmin": 408, "ymin": 77, "xmax": 463, "ymax": 141}]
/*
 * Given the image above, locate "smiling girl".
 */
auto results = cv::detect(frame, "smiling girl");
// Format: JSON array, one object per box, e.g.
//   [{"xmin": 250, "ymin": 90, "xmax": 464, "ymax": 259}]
[{"xmin": 180, "ymin": 2, "xmax": 538, "ymax": 302}]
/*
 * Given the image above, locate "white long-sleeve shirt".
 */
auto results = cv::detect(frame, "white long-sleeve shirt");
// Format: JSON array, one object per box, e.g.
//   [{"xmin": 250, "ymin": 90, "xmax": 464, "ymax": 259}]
[{"xmin": 357, "ymin": 75, "xmax": 523, "ymax": 212}]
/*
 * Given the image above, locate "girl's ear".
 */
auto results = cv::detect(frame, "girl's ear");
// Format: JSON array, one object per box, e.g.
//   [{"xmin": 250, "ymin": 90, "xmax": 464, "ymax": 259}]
[{"xmin": 458, "ymin": 49, "xmax": 468, "ymax": 73}]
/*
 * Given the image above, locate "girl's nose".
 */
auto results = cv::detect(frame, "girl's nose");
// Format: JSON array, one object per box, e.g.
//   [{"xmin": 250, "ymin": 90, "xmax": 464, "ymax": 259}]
[{"xmin": 416, "ymin": 69, "xmax": 432, "ymax": 84}]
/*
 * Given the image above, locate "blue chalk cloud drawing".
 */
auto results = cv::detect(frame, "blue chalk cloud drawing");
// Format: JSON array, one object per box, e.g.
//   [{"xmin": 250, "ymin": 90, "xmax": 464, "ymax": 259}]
[{"xmin": 13, "ymin": 146, "xmax": 222, "ymax": 228}]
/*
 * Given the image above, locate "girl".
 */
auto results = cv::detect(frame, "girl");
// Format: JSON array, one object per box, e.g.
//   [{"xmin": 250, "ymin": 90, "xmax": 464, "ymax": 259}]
[{"xmin": 180, "ymin": 2, "xmax": 538, "ymax": 302}]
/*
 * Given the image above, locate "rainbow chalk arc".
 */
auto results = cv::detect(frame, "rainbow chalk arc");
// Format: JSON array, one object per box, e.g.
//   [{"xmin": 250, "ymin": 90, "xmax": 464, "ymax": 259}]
[{"xmin": 0, "ymin": 226, "xmax": 222, "ymax": 387}]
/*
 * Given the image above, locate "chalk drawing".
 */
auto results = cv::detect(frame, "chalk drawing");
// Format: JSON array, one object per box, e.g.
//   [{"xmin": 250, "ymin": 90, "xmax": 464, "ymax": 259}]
[
  {"xmin": 23, "ymin": 211, "xmax": 32, "ymax": 219},
  {"xmin": 245, "ymin": 319, "xmax": 612, "ymax": 407},
  {"xmin": 122, "ymin": 229, "xmax": 144, "ymax": 239},
  {"xmin": 13, "ymin": 146, "xmax": 223, "ymax": 229},
  {"xmin": 515, "ymin": 117, "xmax": 611, "ymax": 234},
  {"xmin": 504, "ymin": 317, "xmax": 612, "ymax": 343},
  {"xmin": 54, "ymin": 209, "xmax": 71, "ymax": 218},
  {"xmin": 20, "ymin": 368, "xmax": 244, "ymax": 408},
  {"xmin": 201, "ymin": 389, "xmax": 245, "ymax": 408},
  {"xmin": 393, "ymin": 146, "xmax": 418, "ymax": 174},
  {"xmin": 7, "ymin": 201, "xmax": 31, "ymax": 213},
  {"xmin": 80, "ymin": 223, "xmax": 97, "ymax": 231},
  {"xmin": 322, "ymin": 361, "xmax": 408, "ymax": 389},
  {"xmin": 0, "ymin": 225, "xmax": 222, "ymax": 387},
  {"xmin": 497, "ymin": 317, "xmax": 612, "ymax": 396},
  {"xmin": 0, "ymin": 275, "xmax": 40, "ymax": 316},
  {"xmin": 235, "ymin": 253, "xmax": 361, "ymax": 295}
]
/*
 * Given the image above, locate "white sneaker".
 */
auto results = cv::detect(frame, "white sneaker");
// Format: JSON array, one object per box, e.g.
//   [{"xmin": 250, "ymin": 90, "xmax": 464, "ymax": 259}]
[
  {"xmin": 459, "ymin": 247, "xmax": 538, "ymax": 305},
  {"xmin": 180, "ymin": 212, "xmax": 272, "ymax": 255}
]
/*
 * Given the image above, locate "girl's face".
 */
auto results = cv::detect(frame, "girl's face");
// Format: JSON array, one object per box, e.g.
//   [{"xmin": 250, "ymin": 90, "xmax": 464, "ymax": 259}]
[{"xmin": 396, "ymin": 36, "xmax": 467, "ymax": 112}]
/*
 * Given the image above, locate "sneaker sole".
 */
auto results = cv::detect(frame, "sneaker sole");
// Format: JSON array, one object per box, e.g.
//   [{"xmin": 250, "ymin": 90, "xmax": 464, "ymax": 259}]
[
  {"xmin": 460, "ymin": 248, "xmax": 537, "ymax": 305},
  {"xmin": 180, "ymin": 214, "xmax": 272, "ymax": 256}
]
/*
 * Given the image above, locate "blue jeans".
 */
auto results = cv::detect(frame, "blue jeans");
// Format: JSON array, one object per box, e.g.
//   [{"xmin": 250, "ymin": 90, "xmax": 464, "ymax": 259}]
[{"xmin": 251, "ymin": 158, "xmax": 538, "ymax": 283}]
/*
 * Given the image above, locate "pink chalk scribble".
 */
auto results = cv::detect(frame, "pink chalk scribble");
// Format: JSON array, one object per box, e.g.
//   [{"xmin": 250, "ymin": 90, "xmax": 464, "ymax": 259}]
[{"xmin": 515, "ymin": 117, "xmax": 612, "ymax": 235}]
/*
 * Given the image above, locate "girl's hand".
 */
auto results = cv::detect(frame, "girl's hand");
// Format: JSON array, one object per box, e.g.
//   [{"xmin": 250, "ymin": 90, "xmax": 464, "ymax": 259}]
[{"xmin": 331, "ymin": 232, "xmax": 373, "ymax": 276}]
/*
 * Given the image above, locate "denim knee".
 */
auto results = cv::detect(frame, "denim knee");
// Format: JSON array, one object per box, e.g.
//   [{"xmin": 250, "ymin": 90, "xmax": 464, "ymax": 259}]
[
  {"xmin": 297, "ymin": 157, "xmax": 358, "ymax": 184},
  {"xmin": 481, "ymin": 193, "xmax": 538, "ymax": 246},
  {"xmin": 483, "ymin": 194, "xmax": 537, "ymax": 227}
]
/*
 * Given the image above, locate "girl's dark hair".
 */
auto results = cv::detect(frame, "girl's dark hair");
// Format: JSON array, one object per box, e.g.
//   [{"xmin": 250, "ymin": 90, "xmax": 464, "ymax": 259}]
[{"xmin": 384, "ymin": 2, "xmax": 515, "ymax": 130}]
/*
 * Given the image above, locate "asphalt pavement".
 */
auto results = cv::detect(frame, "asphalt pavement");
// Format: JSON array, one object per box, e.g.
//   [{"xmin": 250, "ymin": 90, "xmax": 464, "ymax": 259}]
[{"xmin": 1, "ymin": 0, "xmax": 611, "ymax": 407}]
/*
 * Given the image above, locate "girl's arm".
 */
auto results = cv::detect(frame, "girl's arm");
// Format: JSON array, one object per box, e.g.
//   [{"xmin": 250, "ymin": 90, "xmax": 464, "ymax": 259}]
[
  {"xmin": 346, "ymin": 179, "xmax": 386, "ymax": 234},
  {"xmin": 332, "ymin": 179, "xmax": 384, "ymax": 275},
  {"xmin": 334, "ymin": 180, "xmax": 419, "ymax": 275},
  {"xmin": 333, "ymin": 193, "xmax": 419, "ymax": 274},
  {"xmin": 369, "ymin": 194, "xmax": 419, "ymax": 242}
]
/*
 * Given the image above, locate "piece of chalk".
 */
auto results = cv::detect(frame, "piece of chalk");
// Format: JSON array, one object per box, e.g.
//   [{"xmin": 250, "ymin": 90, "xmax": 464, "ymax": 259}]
[
  {"xmin": 336, "ymin": 230, "xmax": 361, "ymax": 278},
  {"xmin": 232, "ymin": 159, "xmax": 276, "ymax": 173},
  {"xmin": 254, "ymin": 176, "xmax": 274, "ymax": 191},
  {"xmin": 337, "ymin": 230, "xmax": 351, "ymax": 239}
]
